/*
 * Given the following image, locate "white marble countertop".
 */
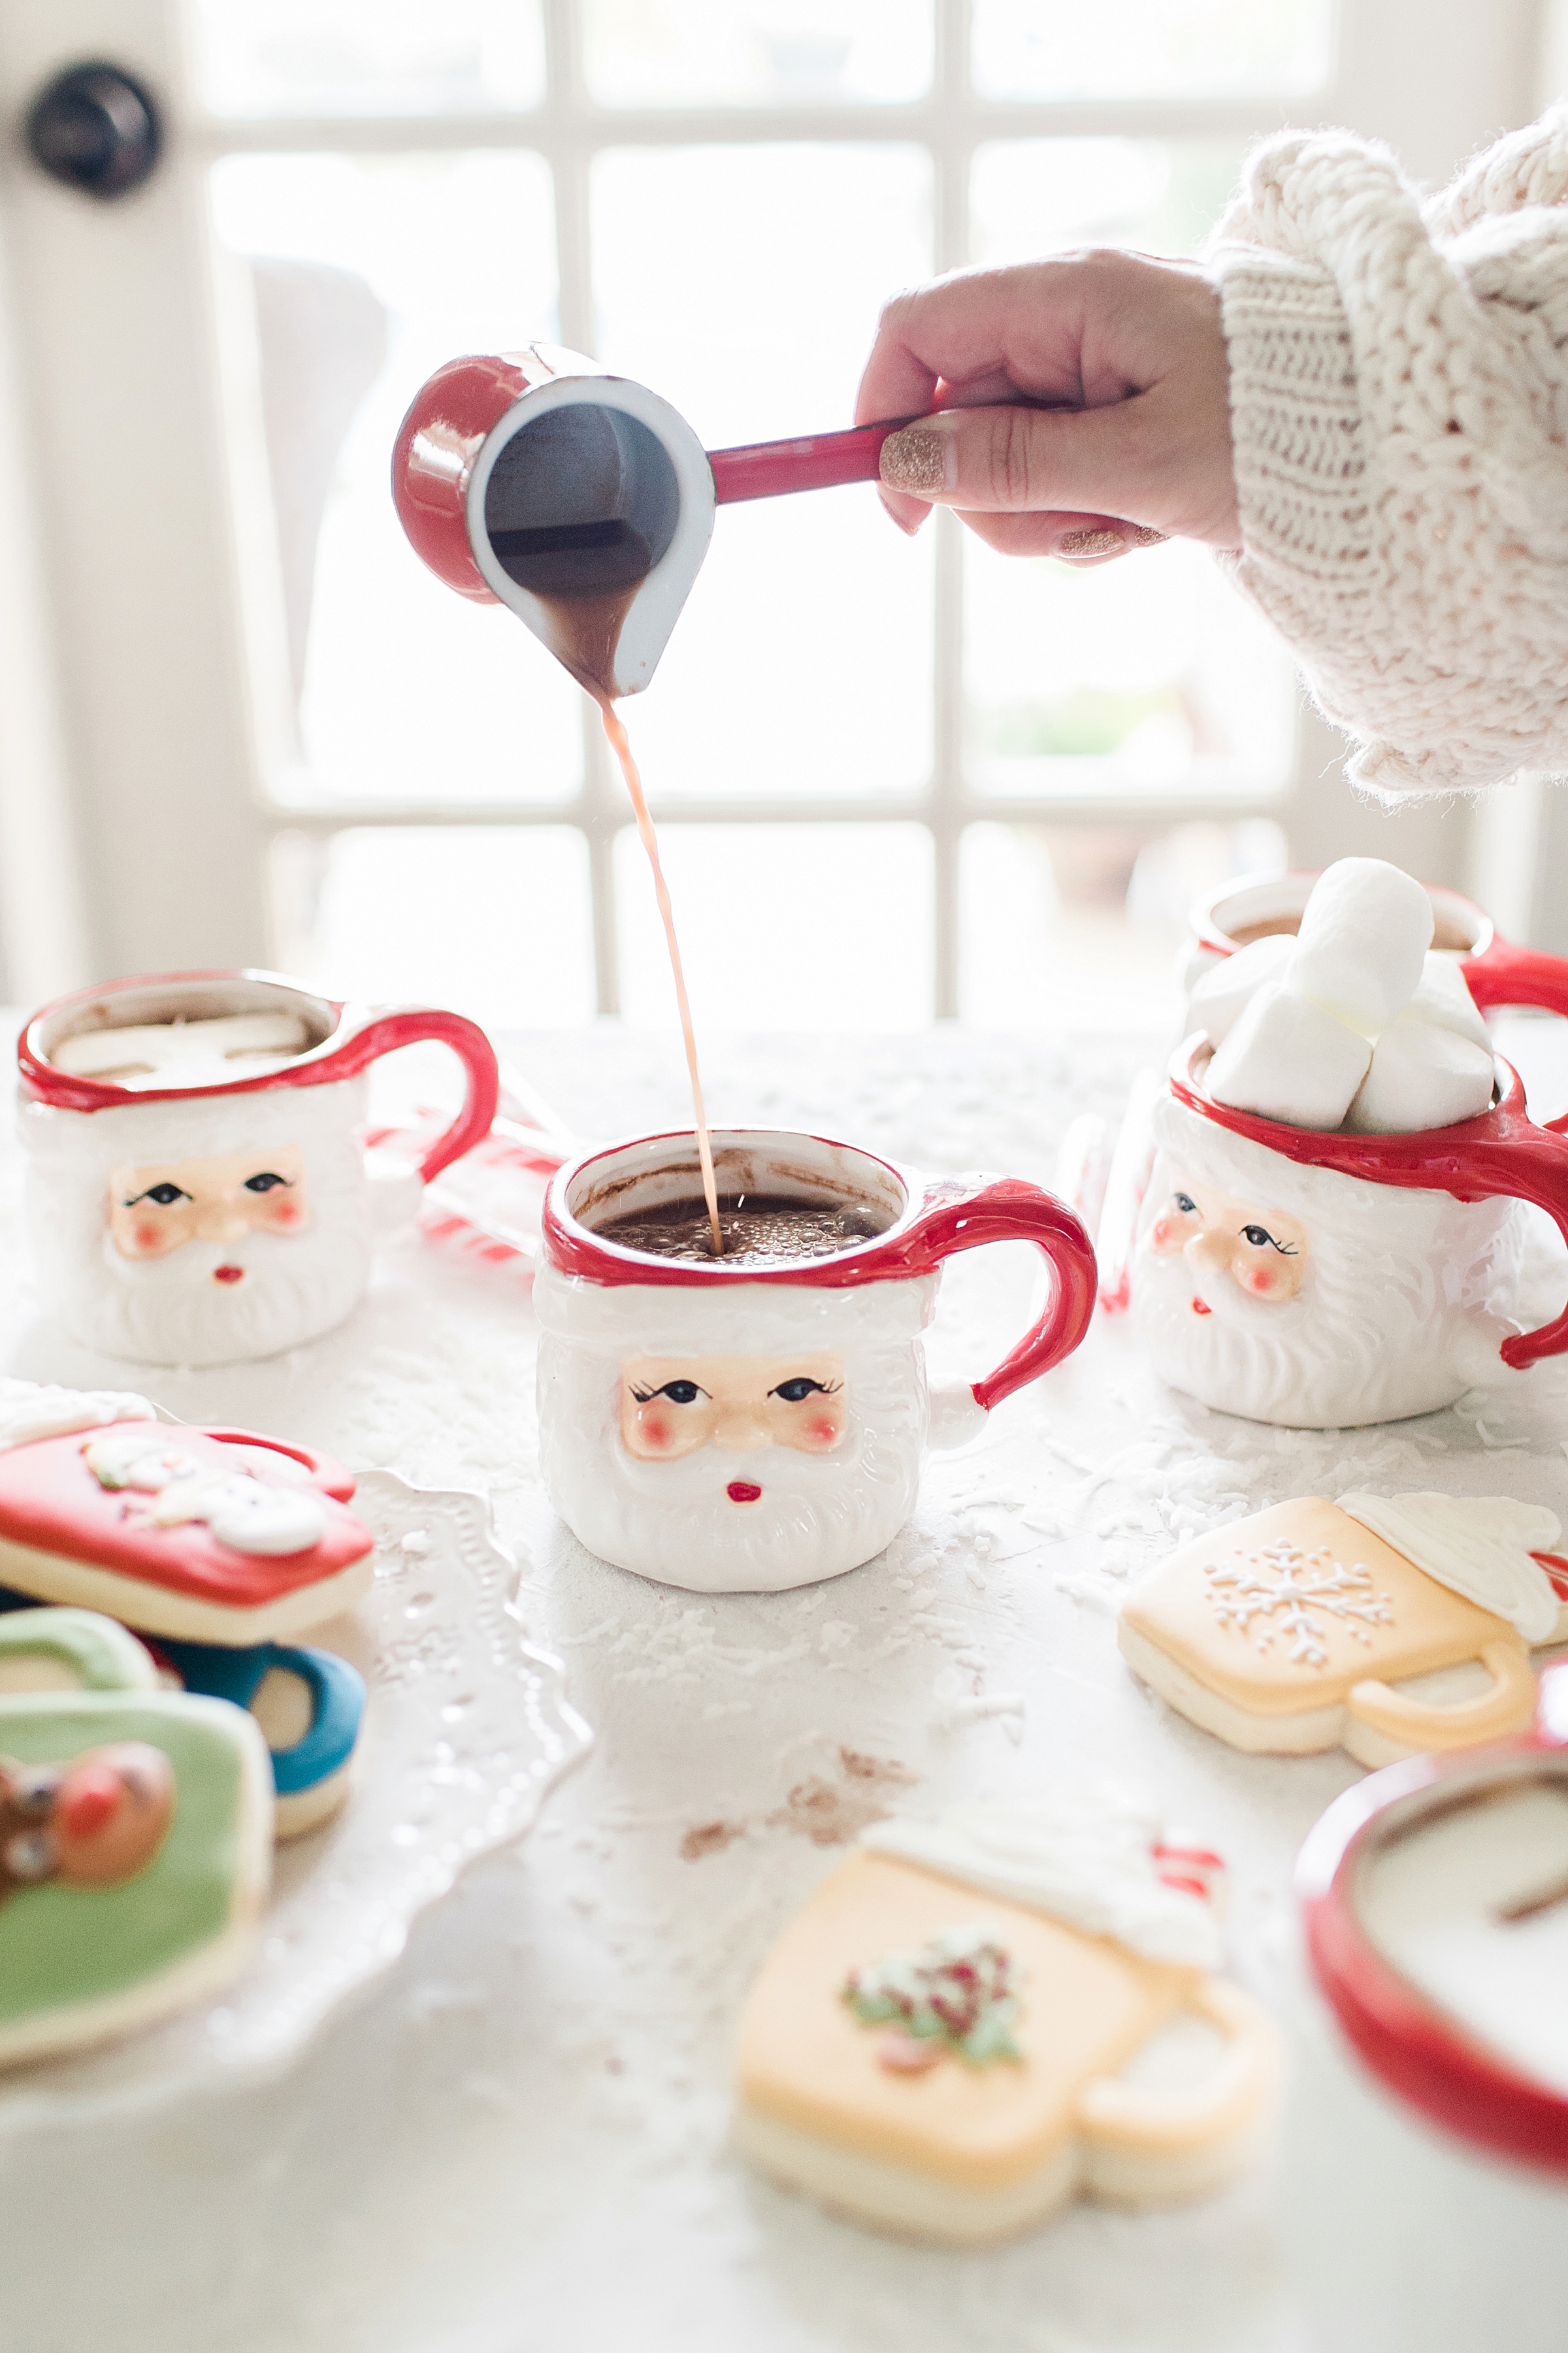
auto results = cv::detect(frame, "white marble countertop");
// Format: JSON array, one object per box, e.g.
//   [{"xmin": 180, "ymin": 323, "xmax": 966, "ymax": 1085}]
[{"xmin": 3, "ymin": 1021, "xmax": 1566, "ymax": 2353}]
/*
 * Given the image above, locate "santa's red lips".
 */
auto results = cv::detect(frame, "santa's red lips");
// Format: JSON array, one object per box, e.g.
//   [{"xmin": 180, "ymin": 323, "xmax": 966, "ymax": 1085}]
[
  {"xmin": 213, "ymin": 1265, "xmax": 246, "ymax": 1285},
  {"xmin": 1190, "ymin": 1298, "xmax": 1211, "ymax": 1317},
  {"xmin": 727, "ymin": 1481, "xmax": 762, "ymax": 1504}
]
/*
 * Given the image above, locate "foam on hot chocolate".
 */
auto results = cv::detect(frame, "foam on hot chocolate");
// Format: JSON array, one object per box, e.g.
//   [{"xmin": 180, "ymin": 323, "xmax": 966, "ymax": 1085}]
[
  {"xmin": 593, "ymin": 1194, "xmax": 890, "ymax": 1266},
  {"xmin": 50, "ymin": 1012, "xmax": 313, "ymax": 1091},
  {"xmin": 1196, "ymin": 860, "xmax": 1494, "ymax": 1135}
]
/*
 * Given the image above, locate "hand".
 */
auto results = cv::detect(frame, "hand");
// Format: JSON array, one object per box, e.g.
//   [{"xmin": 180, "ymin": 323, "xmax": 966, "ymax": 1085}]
[{"xmin": 856, "ymin": 249, "xmax": 1240, "ymax": 564}]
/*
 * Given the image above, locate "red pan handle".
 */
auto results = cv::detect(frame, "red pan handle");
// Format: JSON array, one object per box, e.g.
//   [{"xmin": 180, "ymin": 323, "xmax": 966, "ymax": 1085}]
[{"xmin": 708, "ymin": 417, "xmax": 925, "ymax": 504}]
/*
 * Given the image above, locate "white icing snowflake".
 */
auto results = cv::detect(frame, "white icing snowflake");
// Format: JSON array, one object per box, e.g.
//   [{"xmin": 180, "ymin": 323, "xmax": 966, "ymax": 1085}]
[{"xmin": 1205, "ymin": 1541, "xmax": 1394, "ymax": 1670}]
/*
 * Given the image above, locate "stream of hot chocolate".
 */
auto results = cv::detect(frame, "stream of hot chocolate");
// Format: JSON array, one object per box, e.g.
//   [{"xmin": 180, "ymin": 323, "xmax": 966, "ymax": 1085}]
[{"xmin": 596, "ymin": 700, "xmax": 724, "ymax": 1256}]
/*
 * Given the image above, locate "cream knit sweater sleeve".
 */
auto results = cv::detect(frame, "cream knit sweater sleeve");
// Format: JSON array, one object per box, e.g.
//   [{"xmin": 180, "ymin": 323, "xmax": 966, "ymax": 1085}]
[{"xmin": 1207, "ymin": 108, "xmax": 1568, "ymax": 799}]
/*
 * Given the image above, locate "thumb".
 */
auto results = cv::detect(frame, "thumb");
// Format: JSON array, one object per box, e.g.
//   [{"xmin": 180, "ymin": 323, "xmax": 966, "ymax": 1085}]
[{"xmin": 879, "ymin": 401, "xmax": 1154, "ymax": 521}]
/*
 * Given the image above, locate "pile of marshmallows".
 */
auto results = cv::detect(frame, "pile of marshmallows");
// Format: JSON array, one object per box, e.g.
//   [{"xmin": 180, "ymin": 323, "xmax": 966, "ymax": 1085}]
[{"xmin": 1190, "ymin": 859, "xmax": 1494, "ymax": 1134}]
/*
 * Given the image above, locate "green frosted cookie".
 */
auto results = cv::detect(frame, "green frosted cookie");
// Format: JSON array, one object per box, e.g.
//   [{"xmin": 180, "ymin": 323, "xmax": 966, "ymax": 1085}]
[
  {"xmin": 0, "ymin": 1607, "xmax": 155, "ymax": 1698},
  {"xmin": 0, "ymin": 1689, "xmax": 272, "ymax": 2069}
]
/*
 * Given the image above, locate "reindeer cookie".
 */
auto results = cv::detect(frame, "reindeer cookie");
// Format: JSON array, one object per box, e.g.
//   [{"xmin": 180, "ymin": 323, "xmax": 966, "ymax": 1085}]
[
  {"xmin": 1119, "ymin": 1494, "xmax": 1568, "ymax": 1767},
  {"xmin": 734, "ymin": 1790, "xmax": 1279, "ymax": 2245},
  {"xmin": 0, "ymin": 1688, "xmax": 271, "ymax": 2067}
]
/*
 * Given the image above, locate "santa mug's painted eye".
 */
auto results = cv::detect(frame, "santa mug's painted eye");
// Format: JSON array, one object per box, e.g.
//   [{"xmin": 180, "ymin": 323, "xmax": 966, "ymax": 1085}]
[
  {"xmin": 638, "ymin": 1379, "xmax": 703, "ymax": 1406},
  {"xmin": 1173, "ymin": 1193, "xmax": 1198, "ymax": 1215},
  {"xmin": 243, "ymin": 1172, "xmax": 290, "ymax": 1194},
  {"xmin": 1240, "ymin": 1224, "xmax": 1294, "ymax": 1255},
  {"xmin": 771, "ymin": 1377, "xmax": 832, "ymax": 1404},
  {"xmin": 129, "ymin": 1183, "xmax": 191, "ymax": 1208}
]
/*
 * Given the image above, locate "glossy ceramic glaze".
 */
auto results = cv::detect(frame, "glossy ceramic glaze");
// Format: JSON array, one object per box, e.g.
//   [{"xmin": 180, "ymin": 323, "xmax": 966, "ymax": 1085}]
[
  {"xmin": 1128, "ymin": 1042, "xmax": 1568, "ymax": 1427},
  {"xmin": 18, "ymin": 970, "xmax": 498, "ymax": 1367},
  {"xmin": 534, "ymin": 1127, "xmax": 1096, "ymax": 1592}
]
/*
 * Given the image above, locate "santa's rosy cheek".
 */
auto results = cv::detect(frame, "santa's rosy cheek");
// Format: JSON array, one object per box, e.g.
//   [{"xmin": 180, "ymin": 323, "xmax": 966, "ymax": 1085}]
[
  {"xmin": 806, "ymin": 1416, "xmax": 841, "ymax": 1447},
  {"xmin": 637, "ymin": 1413, "xmax": 674, "ymax": 1451},
  {"xmin": 1151, "ymin": 1217, "xmax": 1177, "ymax": 1249},
  {"xmin": 267, "ymin": 1200, "xmax": 305, "ymax": 1229},
  {"xmin": 132, "ymin": 1222, "xmax": 163, "ymax": 1253}
]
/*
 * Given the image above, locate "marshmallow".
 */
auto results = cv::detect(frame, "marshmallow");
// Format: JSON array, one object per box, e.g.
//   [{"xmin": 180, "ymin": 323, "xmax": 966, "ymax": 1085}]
[
  {"xmin": 1207, "ymin": 983, "xmax": 1373, "ymax": 1130},
  {"xmin": 1186, "ymin": 933, "xmax": 1296, "ymax": 1049},
  {"xmin": 1344, "ymin": 1018, "xmax": 1495, "ymax": 1134},
  {"xmin": 1290, "ymin": 859, "xmax": 1435, "ymax": 1036},
  {"xmin": 1403, "ymin": 951, "xmax": 1492, "ymax": 1049}
]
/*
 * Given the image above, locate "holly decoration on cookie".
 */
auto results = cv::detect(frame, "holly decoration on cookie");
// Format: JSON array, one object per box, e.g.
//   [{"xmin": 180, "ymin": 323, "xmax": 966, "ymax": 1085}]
[{"xmin": 843, "ymin": 1922, "xmax": 1022, "ymax": 2071}]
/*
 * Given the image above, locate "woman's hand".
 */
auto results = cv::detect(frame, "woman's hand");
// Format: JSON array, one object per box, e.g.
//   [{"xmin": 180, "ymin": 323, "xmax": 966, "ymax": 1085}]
[{"xmin": 857, "ymin": 249, "xmax": 1240, "ymax": 564}]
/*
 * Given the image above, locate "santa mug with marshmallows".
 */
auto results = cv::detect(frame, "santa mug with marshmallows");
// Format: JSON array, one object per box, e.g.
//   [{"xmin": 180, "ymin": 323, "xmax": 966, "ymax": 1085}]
[
  {"xmin": 1130, "ymin": 1040, "xmax": 1568, "ymax": 1428},
  {"xmin": 534, "ymin": 1128, "xmax": 1097, "ymax": 1592},
  {"xmin": 18, "ymin": 970, "xmax": 498, "ymax": 1367}
]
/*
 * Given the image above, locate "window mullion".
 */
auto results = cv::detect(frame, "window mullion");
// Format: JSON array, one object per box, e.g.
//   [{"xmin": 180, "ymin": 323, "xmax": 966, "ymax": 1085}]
[
  {"xmin": 544, "ymin": 0, "xmax": 621, "ymax": 1015},
  {"xmin": 928, "ymin": 0, "xmax": 971, "ymax": 1020}
]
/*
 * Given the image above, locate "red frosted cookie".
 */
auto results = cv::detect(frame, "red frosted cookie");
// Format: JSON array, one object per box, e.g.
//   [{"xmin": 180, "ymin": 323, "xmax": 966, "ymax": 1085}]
[{"xmin": 0, "ymin": 1424, "xmax": 375, "ymax": 1642}]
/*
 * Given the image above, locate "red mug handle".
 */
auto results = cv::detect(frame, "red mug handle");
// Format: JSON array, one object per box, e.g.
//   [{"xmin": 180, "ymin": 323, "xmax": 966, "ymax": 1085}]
[
  {"xmin": 881, "ymin": 1175, "xmax": 1098, "ymax": 1411},
  {"xmin": 325, "ymin": 1008, "xmax": 500, "ymax": 1182},
  {"xmin": 199, "ymin": 1427, "xmax": 357, "ymax": 1501},
  {"xmin": 1399, "ymin": 1102, "xmax": 1568, "ymax": 1371},
  {"xmin": 1462, "ymin": 932, "xmax": 1568, "ymax": 1023}
]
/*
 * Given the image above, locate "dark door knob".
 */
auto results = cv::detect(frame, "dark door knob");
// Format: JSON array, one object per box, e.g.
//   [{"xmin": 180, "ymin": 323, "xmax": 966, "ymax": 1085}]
[{"xmin": 25, "ymin": 62, "xmax": 161, "ymax": 201}]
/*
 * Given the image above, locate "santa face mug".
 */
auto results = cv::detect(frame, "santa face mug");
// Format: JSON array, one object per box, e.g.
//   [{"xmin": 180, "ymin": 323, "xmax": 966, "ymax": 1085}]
[
  {"xmin": 18, "ymin": 970, "xmax": 499, "ymax": 1367},
  {"xmin": 1129, "ymin": 1041, "xmax": 1568, "ymax": 1428},
  {"xmin": 534, "ymin": 1128, "xmax": 1097, "ymax": 1592}
]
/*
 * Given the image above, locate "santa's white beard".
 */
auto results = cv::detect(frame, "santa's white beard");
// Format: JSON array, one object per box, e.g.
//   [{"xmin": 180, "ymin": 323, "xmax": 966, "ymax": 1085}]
[
  {"xmin": 540, "ymin": 1342, "xmax": 926, "ymax": 1592},
  {"xmin": 1133, "ymin": 1240, "xmax": 1486, "ymax": 1428},
  {"xmin": 59, "ymin": 1223, "xmax": 372, "ymax": 1368}
]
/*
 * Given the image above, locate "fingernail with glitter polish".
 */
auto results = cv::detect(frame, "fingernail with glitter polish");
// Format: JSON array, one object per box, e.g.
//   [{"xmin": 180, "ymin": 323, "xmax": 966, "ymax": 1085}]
[
  {"xmin": 1057, "ymin": 527, "xmax": 1126, "ymax": 559},
  {"xmin": 1128, "ymin": 526, "xmax": 1166, "ymax": 548},
  {"xmin": 879, "ymin": 425, "xmax": 952, "ymax": 497}
]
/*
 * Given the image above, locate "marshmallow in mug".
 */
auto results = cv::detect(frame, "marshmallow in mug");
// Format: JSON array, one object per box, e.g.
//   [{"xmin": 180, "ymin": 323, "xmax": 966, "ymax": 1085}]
[
  {"xmin": 1192, "ymin": 859, "xmax": 1496, "ymax": 1134},
  {"xmin": 20, "ymin": 1080, "xmax": 374, "ymax": 1368}
]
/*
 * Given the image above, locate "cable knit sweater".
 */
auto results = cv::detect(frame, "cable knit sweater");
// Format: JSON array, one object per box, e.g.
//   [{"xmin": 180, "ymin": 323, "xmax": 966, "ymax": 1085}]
[{"xmin": 1207, "ymin": 108, "xmax": 1568, "ymax": 800}]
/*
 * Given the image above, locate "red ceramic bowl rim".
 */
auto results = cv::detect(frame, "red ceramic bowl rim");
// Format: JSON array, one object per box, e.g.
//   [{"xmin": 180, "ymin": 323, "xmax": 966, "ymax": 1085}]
[
  {"xmin": 541, "ymin": 1125, "xmax": 924, "ymax": 1289},
  {"xmin": 1298, "ymin": 1703, "xmax": 1568, "ymax": 2173}
]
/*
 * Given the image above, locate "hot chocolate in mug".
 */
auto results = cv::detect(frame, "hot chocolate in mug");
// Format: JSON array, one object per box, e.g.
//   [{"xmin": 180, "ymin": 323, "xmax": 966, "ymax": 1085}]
[
  {"xmin": 1129, "ymin": 1040, "xmax": 1568, "ymax": 1428},
  {"xmin": 534, "ymin": 1128, "xmax": 1097, "ymax": 1592},
  {"xmin": 1181, "ymin": 870, "xmax": 1568, "ymax": 1022},
  {"xmin": 18, "ymin": 970, "xmax": 499, "ymax": 1366}
]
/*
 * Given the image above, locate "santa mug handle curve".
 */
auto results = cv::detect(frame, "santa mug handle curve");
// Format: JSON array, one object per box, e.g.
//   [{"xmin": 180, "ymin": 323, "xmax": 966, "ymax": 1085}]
[
  {"xmin": 1171, "ymin": 1042, "xmax": 1568, "ymax": 1374},
  {"xmin": 868, "ymin": 1174, "xmax": 1098, "ymax": 1416}
]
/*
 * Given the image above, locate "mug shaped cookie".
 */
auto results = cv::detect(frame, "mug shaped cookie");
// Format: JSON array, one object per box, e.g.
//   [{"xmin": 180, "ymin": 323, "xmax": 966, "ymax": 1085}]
[
  {"xmin": 0, "ymin": 1688, "xmax": 271, "ymax": 2069},
  {"xmin": 0, "ymin": 1605, "xmax": 157, "ymax": 1698},
  {"xmin": 1119, "ymin": 1496, "xmax": 1568, "ymax": 1767},
  {"xmin": 734, "ymin": 1816, "xmax": 1277, "ymax": 2245},
  {"xmin": 0, "ymin": 1423, "xmax": 375, "ymax": 1643}
]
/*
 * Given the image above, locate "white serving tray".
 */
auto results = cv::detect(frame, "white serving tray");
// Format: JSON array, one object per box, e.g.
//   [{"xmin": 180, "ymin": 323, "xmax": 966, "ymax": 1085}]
[{"xmin": 0, "ymin": 1470, "xmax": 591, "ymax": 2133}]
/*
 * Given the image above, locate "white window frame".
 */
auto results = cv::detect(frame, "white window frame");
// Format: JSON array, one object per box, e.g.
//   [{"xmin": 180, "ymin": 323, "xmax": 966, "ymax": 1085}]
[{"xmin": 0, "ymin": 0, "xmax": 1548, "ymax": 1008}]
